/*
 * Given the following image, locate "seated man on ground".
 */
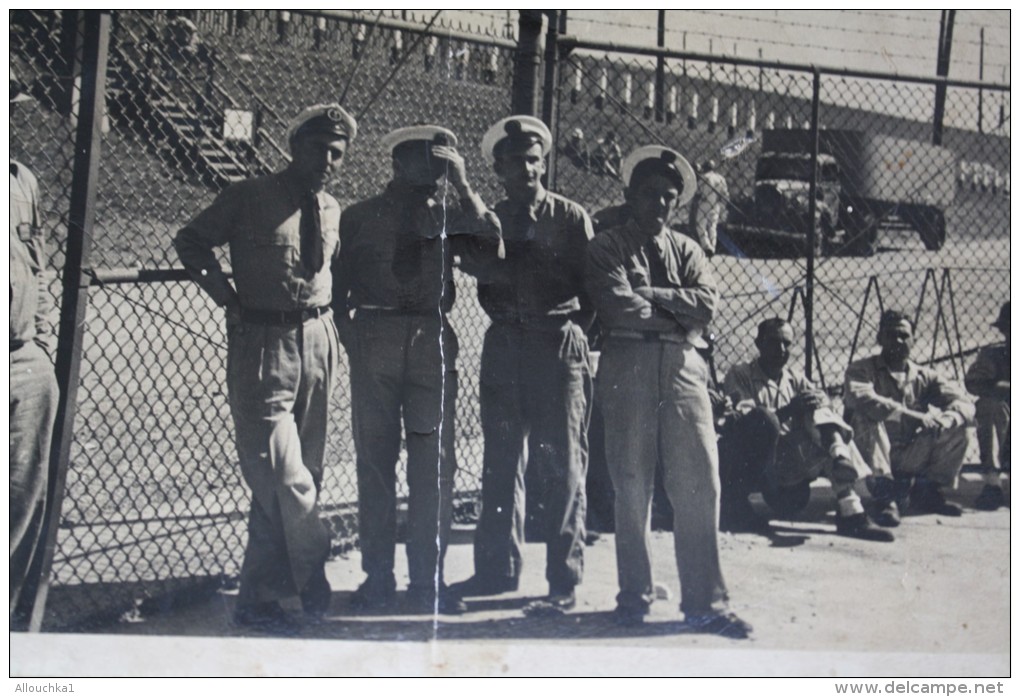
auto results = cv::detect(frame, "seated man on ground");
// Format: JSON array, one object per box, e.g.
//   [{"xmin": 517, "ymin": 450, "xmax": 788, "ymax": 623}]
[
  {"xmin": 719, "ymin": 318, "xmax": 893, "ymax": 541},
  {"xmin": 844, "ymin": 310, "xmax": 975, "ymax": 525}
]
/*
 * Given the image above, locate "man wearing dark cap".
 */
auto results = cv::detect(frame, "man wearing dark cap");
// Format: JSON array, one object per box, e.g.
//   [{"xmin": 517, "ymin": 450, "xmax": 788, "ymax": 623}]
[
  {"xmin": 10, "ymin": 67, "xmax": 59, "ymax": 629},
  {"xmin": 452, "ymin": 115, "xmax": 594, "ymax": 617},
  {"xmin": 965, "ymin": 302, "xmax": 1010, "ymax": 510},
  {"xmin": 586, "ymin": 145, "xmax": 751, "ymax": 637},
  {"xmin": 175, "ymin": 103, "xmax": 356, "ymax": 632},
  {"xmin": 845, "ymin": 310, "xmax": 975, "ymax": 525},
  {"xmin": 332, "ymin": 124, "xmax": 500, "ymax": 616}
]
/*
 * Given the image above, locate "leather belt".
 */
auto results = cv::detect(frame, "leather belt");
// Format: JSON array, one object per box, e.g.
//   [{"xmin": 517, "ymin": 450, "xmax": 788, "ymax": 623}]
[
  {"xmin": 606, "ymin": 328, "xmax": 706, "ymax": 347},
  {"xmin": 239, "ymin": 305, "xmax": 331, "ymax": 325},
  {"xmin": 355, "ymin": 306, "xmax": 440, "ymax": 317}
]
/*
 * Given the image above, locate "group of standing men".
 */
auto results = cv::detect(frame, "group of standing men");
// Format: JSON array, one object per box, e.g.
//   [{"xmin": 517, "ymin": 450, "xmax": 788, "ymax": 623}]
[
  {"xmin": 172, "ymin": 103, "xmax": 752, "ymax": 637},
  {"xmin": 171, "ymin": 102, "xmax": 1011, "ymax": 639},
  {"xmin": 10, "ymin": 91, "xmax": 1010, "ymax": 639}
]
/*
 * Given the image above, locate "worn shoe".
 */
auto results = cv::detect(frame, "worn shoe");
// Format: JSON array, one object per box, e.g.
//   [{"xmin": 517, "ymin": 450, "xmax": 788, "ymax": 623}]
[
  {"xmin": 448, "ymin": 574, "xmax": 519, "ymax": 598},
  {"xmin": 406, "ymin": 584, "xmax": 468, "ymax": 615},
  {"xmin": 835, "ymin": 513, "xmax": 895, "ymax": 542},
  {"xmin": 870, "ymin": 500, "xmax": 901, "ymax": 527},
  {"xmin": 349, "ymin": 575, "xmax": 397, "ymax": 610},
  {"xmin": 975, "ymin": 484, "xmax": 1006, "ymax": 511},
  {"xmin": 612, "ymin": 603, "xmax": 650, "ymax": 627},
  {"xmin": 523, "ymin": 590, "xmax": 576, "ymax": 617},
  {"xmin": 300, "ymin": 567, "xmax": 332, "ymax": 618},
  {"xmin": 233, "ymin": 602, "xmax": 301, "ymax": 636},
  {"xmin": 911, "ymin": 482, "xmax": 963, "ymax": 517},
  {"xmin": 720, "ymin": 497, "xmax": 771, "ymax": 534},
  {"xmin": 686, "ymin": 611, "xmax": 753, "ymax": 640}
]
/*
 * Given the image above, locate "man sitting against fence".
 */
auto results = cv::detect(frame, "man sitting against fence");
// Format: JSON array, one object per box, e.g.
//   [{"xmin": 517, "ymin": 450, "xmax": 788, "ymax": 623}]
[
  {"xmin": 719, "ymin": 318, "xmax": 893, "ymax": 542},
  {"xmin": 175, "ymin": 103, "xmax": 354, "ymax": 633},
  {"xmin": 331, "ymin": 124, "xmax": 501, "ymax": 616},
  {"xmin": 965, "ymin": 301, "xmax": 1010, "ymax": 511},
  {"xmin": 844, "ymin": 310, "xmax": 975, "ymax": 525}
]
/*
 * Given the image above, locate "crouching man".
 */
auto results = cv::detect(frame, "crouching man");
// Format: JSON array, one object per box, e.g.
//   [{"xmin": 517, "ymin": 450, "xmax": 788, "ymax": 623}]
[
  {"xmin": 719, "ymin": 318, "xmax": 893, "ymax": 541},
  {"xmin": 845, "ymin": 310, "xmax": 974, "ymax": 525}
]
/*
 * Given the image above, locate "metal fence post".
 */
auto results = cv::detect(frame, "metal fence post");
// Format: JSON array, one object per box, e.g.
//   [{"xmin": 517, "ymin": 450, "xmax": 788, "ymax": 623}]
[
  {"xmin": 541, "ymin": 10, "xmax": 562, "ymax": 190},
  {"xmin": 804, "ymin": 67, "xmax": 820, "ymax": 382},
  {"xmin": 26, "ymin": 9, "xmax": 111, "ymax": 632},
  {"xmin": 511, "ymin": 10, "xmax": 544, "ymax": 116}
]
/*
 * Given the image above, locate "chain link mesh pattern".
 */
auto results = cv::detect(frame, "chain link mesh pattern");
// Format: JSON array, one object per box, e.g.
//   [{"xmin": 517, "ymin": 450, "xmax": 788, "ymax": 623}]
[
  {"xmin": 12, "ymin": 9, "xmax": 516, "ymax": 629},
  {"xmin": 554, "ymin": 51, "xmax": 1009, "ymax": 392},
  {"xmin": 9, "ymin": 11, "xmax": 1010, "ymax": 629}
]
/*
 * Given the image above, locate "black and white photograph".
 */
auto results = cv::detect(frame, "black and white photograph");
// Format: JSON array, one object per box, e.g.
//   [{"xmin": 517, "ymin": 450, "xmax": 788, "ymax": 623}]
[{"xmin": 8, "ymin": 9, "xmax": 1011, "ymax": 681}]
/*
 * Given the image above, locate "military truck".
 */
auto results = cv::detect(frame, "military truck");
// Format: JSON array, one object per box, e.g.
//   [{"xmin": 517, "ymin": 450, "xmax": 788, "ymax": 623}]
[{"xmin": 725, "ymin": 129, "xmax": 958, "ymax": 256}]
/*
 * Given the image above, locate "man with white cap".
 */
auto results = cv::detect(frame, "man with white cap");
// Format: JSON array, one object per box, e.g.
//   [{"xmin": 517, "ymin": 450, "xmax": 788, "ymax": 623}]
[
  {"xmin": 332, "ymin": 124, "xmax": 500, "ymax": 616},
  {"xmin": 10, "ymin": 67, "xmax": 60, "ymax": 629},
  {"xmin": 452, "ymin": 115, "xmax": 594, "ymax": 617},
  {"xmin": 175, "ymin": 103, "xmax": 356, "ymax": 633},
  {"xmin": 585, "ymin": 145, "xmax": 751, "ymax": 637}
]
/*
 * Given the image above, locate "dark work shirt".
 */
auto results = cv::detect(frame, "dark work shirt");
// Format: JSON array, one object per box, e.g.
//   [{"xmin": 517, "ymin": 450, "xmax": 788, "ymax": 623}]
[
  {"xmin": 10, "ymin": 160, "xmax": 51, "ymax": 351},
  {"xmin": 332, "ymin": 182, "xmax": 498, "ymax": 316},
  {"xmin": 175, "ymin": 172, "xmax": 340, "ymax": 311},
  {"xmin": 461, "ymin": 189, "xmax": 594, "ymax": 327},
  {"xmin": 586, "ymin": 218, "xmax": 717, "ymax": 334}
]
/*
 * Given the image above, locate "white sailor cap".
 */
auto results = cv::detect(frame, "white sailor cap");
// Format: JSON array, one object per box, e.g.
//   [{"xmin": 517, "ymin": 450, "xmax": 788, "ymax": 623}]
[
  {"xmin": 286, "ymin": 103, "xmax": 358, "ymax": 149},
  {"xmin": 621, "ymin": 145, "xmax": 697, "ymax": 207},
  {"xmin": 379, "ymin": 124, "xmax": 458, "ymax": 154},
  {"xmin": 480, "ymin": 115, "xmax": 552, "ymax": 164}
]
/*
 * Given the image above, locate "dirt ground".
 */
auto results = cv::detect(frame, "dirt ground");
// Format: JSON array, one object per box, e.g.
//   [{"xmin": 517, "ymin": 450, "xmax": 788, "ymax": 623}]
[{"xmin": 11, "ymin": 470, "xmax": 1009, "ymax": 677}]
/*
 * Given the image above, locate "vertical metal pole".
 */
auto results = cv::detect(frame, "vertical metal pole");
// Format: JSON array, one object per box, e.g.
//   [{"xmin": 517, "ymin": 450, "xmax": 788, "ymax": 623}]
[
  {"xmin": 511, "ymin": 10, "xmax": 544, "ymax": 116},
  {"xmin": 654, "ymin": 10, "xmax": 666, "ymax": 122},
  {"xmin": 805, "ymin": 68, "xmax": 820, "ymax": 382},
  {"xmin": 682, "ymin": 32, "xmax": 687, "ymax": 76},
  {"xmin": 932, "ymin": 10, "xmax": 955, "ymax": 145},
  {"xmin": 541, "ymin": 10, "xmax": 561, "ymax": 189},
  {"xmin": 758, "ymin": 47, "xmax": 764, "ymax": 92},
  {"xmin": 708, "ymin": 38, "xmax": 714, "ymax": 83},
  {"xmin": 57, "ymin": 10, "xmax": 81, "ymax": 115},
  {"xmin": 26, "ymin": 9, "xmax": 111, "ymax": 633},
  {"xmin": 977, "ymin": 27, "xmax": 985, "ymax": 133}
]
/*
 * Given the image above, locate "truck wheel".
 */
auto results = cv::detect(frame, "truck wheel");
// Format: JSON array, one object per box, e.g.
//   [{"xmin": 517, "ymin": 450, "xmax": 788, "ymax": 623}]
[
  {"xmin": 762, "ymin": 479, "xmax": 812, "ymax": 518},
  {"xmin": 918, "ymin": 209, "xmax": 946, "ymax": 251}
]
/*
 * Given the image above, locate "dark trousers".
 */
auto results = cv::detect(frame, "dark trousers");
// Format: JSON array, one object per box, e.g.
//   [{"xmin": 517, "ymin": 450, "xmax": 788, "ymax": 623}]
[
  {"xmin": 472, "ymin": 322, "xmax": 591, "ymax": 593},
  {"xmin": 350, "ymin": 313, "xmax": 458, "ymax": 589},
  {"xmin": 718, "ymin": 408, "xmax": 782, "ymax": 504},
  {"xmin": 10, "ymin": 343, "xmax": 59, "ymax": 625}
]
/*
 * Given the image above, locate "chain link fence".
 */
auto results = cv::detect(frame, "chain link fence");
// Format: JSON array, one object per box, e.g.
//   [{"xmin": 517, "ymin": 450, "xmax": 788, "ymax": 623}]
[
  {"xmin": 553, "ymin": 47, "xmax": 1010, "ymax": 393},
  {"xmin": 11, "ymin": 9, "xmax": 516, "ymax": 630},
  {"xmin": 10, "ymin": 11, "xmax": 1010, "ymax": 630}
]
